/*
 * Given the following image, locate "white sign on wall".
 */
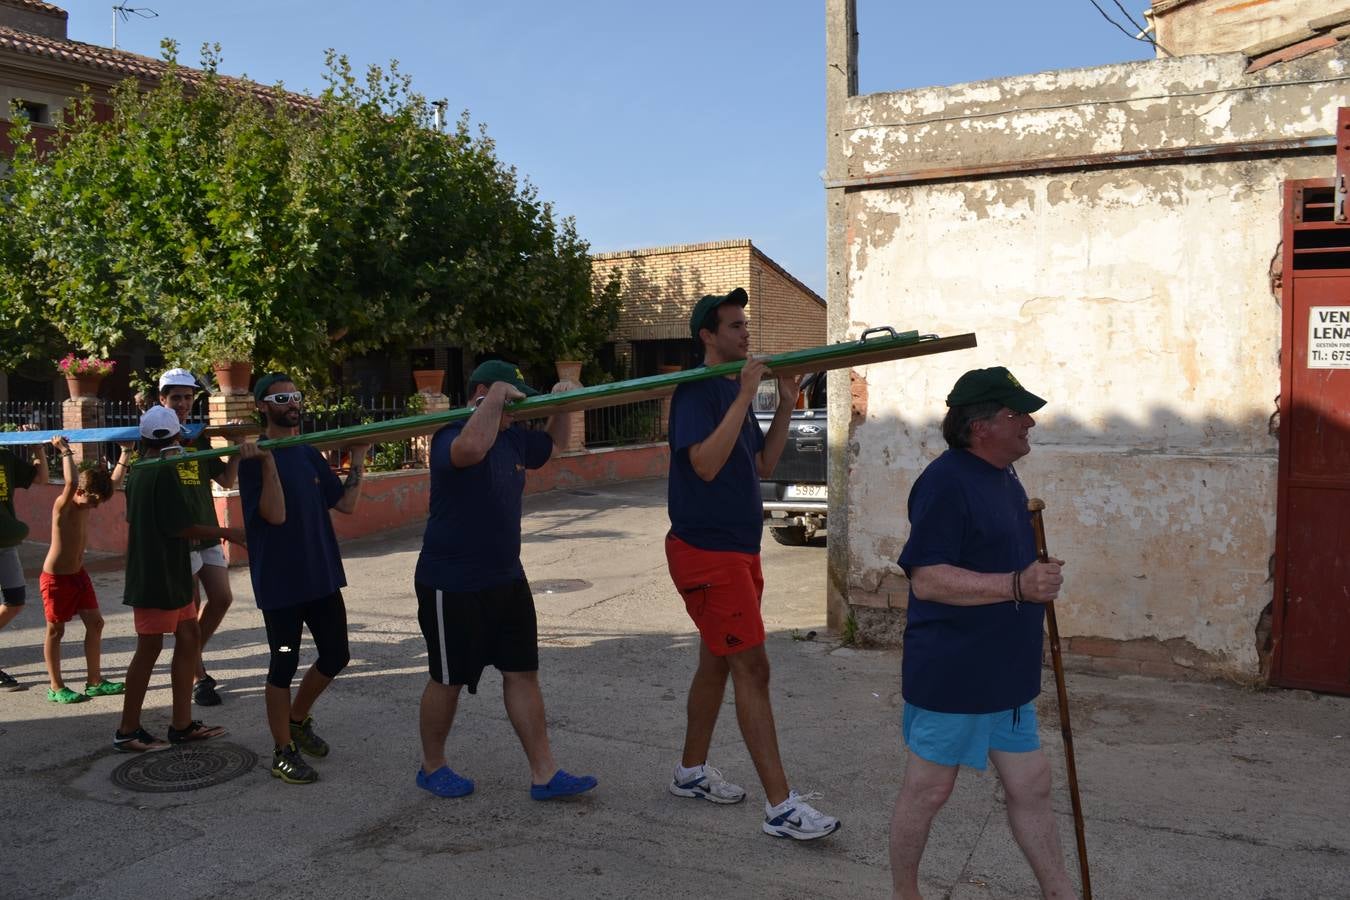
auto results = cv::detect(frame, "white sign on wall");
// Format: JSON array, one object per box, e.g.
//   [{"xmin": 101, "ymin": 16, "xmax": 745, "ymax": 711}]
[{"xmin": 1308, "ymin": 307, "xmax": 1350, "ymax": 369}]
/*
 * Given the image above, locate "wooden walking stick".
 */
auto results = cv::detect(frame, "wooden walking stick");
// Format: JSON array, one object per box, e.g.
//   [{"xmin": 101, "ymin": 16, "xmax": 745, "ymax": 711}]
[{"xmin": 1027, "ymin": 497, "xmax": 1092, "ymax": 900}]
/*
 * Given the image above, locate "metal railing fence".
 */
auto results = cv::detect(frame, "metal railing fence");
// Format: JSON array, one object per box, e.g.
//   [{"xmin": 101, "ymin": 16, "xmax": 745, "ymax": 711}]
[{"xmin": 583, "ymin": 399, "xmax": 666, "ymax": 449}]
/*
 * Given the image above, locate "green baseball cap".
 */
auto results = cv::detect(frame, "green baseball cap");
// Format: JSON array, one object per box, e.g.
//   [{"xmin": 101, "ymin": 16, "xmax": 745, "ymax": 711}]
[
  {"xmin": 946, "ymin": 366, "xmax": 1046, "ymax": 413},
  {"xmin": 689, "ymin": 287, "xmax": 748, "ymax": 340},
  {"xmin": 468, "ymin": 360, "xmax": 539, "ymax": 397}
]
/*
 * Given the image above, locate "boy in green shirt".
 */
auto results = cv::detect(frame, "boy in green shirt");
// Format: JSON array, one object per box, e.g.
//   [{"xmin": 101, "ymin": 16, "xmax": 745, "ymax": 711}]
[
  {"xmin": 157, "ymin": 367, "xmax": 241, "ymax": 707},
  {"xmin": 115, "ymin": 408, "xmax": 243, "ymax": 752}
]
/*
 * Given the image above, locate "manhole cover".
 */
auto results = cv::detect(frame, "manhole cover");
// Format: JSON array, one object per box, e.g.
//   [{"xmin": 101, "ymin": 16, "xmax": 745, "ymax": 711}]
[
  {"xmin": 111, "ymin": 741, "xmax": 258, "ymax": 793},
  {"xmin": 531, "ymin": 579, "xmax": 591, "ymax": 595}
]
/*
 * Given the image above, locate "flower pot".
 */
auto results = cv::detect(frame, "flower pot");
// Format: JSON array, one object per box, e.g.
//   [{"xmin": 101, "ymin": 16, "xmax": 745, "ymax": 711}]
[
  {"xmin": 554, "ymin": 360, "xmax": 583, "ymax": 390},
  {"xmin": 412, "ymin": 369, "xmax": 445, "ymax": 395},
  {"xmin": 64, "ymin": 373, "xmax": 104, "ymax": 399},
  {"xmin": 213, "ymin": 361, "xmax": 253, "ymax": 396}
]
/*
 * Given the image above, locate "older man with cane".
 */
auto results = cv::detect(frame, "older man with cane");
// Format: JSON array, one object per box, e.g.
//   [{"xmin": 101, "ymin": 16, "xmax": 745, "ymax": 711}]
[{"xmin": 889, "ymin": 367, "xmax": 1078, "ymax": 900}]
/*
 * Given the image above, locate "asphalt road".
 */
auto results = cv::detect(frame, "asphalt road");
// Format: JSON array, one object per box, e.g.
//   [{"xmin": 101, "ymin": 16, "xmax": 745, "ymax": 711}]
[{"xmin": 2, "ymin": 478, "xmax": 1348, "ymax": 898}]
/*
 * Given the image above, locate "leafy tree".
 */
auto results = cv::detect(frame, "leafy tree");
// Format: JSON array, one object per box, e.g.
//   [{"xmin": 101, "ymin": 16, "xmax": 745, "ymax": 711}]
[
  {"xmin": 0, "ymin": 43, "xmax": 622, "ymax": 387},
  {"xmin": 0, "ymin": 127, "xmax": 64, "ymax": 368}
]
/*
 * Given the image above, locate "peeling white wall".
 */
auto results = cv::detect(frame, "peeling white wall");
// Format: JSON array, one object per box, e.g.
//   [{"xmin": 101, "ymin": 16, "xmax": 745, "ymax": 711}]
[{"xmin": 834, "ymin": 47, "xmax": 1348, "ymax": 674}]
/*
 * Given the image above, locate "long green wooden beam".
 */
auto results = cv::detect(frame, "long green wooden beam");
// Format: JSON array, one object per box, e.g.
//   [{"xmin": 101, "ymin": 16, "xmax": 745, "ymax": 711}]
[{"xmin": 135, "ymin": 328, "xmax": 976, "ymax": 470}]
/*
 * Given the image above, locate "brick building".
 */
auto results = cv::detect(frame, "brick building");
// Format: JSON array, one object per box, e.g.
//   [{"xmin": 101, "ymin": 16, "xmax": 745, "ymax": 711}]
[{"xmin": 592, "ymin": 239, "xmax": 826, "ymax": 376}]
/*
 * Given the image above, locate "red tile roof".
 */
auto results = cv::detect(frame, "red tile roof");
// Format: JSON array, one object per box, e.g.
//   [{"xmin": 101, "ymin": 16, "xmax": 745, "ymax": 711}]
[
  {"xmin": 0, "ymin": 0, "xmax": 67, "ymax": 18},
  {"xmin": 0, "ymin": 24, "xmax": 319, "ymax": 108},
  {"xmin": 0, "ymin": 24, "xmax": 162, "ymax": 81}
]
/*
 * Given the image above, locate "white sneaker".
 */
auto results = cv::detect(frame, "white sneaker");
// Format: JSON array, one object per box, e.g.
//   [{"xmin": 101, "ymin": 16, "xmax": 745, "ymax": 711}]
[
  {"xmin": 762, "ymin": 790, "xmax": 841, "ymax": 840},
  {"xmin": 669, "ymin": 763, "xmax": 747, "ymax": 805}
]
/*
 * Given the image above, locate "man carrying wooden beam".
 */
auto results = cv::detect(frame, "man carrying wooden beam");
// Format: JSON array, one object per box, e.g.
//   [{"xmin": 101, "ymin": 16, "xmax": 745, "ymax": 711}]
[
  {"xmin": 238, "ymin": 374, "xmax": 369, "ymax": 785},
  {"xmin": 664, "ymin": 288, "xmax": 841, "ymax": 841},
  {"xmin": 156, "ymin": 367, "xmax": 241, "ymax": 708},
  {"xmin": 413, "ymin": 360, "xmax": 597, "ymax": 802}
]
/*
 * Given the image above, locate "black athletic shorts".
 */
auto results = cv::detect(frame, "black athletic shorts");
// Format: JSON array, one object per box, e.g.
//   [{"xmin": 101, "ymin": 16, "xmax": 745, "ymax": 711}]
[{"xmin": 415, "ymin": 579, "xmax": 539, "ymax": 694}]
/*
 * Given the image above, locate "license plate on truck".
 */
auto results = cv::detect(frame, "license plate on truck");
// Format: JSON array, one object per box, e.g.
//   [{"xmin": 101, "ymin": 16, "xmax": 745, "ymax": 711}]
[{"xmin": 785, "ymin": 484, "xmax": 827, "ymax": 499}]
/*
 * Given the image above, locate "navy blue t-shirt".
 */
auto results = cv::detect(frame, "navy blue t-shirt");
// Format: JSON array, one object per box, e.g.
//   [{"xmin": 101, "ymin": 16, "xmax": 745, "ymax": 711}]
[
  {"xmin": 415, "ymin": 421, "xmax": 553, "ymax": 593},
  {"xmin": 897, "ymin": 449, "xmax": 1045, "ymax": 714},
  {"xmin": 239, "ymin": 445, "xmax": 347, "ymax": 611},
  {"xmin": 667, "ymin": 375, "xmax": 766, "ymax": 554}
]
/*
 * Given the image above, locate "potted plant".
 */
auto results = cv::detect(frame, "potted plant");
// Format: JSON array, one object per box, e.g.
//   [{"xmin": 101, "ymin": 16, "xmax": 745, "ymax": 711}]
[
  {"xmin": 411, "ymin": 368, "xmax": 445, "ymax": 395},
  {"xmin": 554, "ymin": 359, "xmax": 583, "ymax": 389},
  {"xmin": 56, "ymin": 353, "xmax": 116, "ymax": 399},
  {"xmin": 212, "ymin": 359, "xmax": 254, "ymax": 395},
  {"xmin": 161, "ymin": 319, "xmax": 257, "ymax": 397}
]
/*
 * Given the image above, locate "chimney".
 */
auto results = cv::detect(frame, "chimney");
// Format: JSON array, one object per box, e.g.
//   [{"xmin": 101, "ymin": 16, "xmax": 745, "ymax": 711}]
[
  {"xmin": 1149, "ymin": 0, "xmax": 1350, "ymax": 57},
  {"xmin": 0, "ymin": 1, "xmax": 69, "ymax": 41}
]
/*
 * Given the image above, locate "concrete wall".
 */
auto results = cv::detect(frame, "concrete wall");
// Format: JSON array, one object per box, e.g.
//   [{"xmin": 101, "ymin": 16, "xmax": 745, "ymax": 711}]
[
  {"xmin": 828, "ymin": 43, "xmax": 1349, "ymax": 678},
  {"xmin": 1151, "ymin": 0, "xmax": 1349, "ymax": 57}
]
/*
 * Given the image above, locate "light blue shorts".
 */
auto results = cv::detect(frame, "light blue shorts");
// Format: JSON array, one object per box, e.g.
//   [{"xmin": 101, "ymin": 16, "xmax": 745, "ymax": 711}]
[{"xmin": 902, "ymin": 701, "xmax": 1040, "ymax": 771}]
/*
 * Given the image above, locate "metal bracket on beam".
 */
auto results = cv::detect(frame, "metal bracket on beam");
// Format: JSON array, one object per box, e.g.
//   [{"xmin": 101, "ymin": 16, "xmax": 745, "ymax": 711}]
[{"xmin": 1337, "ymin": 107, "xmax": 1349, "ymax": 222}]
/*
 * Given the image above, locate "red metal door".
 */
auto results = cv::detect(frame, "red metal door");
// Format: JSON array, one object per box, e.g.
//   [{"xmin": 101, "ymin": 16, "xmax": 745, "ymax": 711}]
[{"xmin": 1271, "ymin": 179, "xmax": 1350, "ymax": 694}]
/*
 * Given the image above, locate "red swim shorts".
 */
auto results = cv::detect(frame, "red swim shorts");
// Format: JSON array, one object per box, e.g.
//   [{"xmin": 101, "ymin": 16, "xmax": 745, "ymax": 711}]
[
  {"xmin": 40, "ymin": 569, "xmax": 98, "ymax": 624},
  {"xmin": 665, "ymin": 533, "xmax": 765, "ymax": 657},
  {"xmin": 133, "ymin": 603, "xmax": 196, "ymax": 636}
]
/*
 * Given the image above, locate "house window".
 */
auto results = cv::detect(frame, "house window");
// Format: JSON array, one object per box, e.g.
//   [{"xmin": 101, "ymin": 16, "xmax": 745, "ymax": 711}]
[{"xmin": 11, "ymin": 100, "xmax": 48, "ymax": 124}]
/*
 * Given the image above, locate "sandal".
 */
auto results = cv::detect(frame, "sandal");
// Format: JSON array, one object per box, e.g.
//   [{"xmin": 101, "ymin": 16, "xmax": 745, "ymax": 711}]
[
  {"xmin": 113, "ymin": 727, "xmax": 171, "ymax": 753},
  {"xmin": 167, "ymin": 720, "xmax": 227, "ymax": 744},
  {"xmin": 84, "ymin": 680, "xmax": 125, "ymax": 697},
  {"xmin": 530, "ymin": 769, "xmax": 598, "ymax": 801},
  {"xmin": 48, "ymin": 686, "xmax": 90, "ymax": 704}
]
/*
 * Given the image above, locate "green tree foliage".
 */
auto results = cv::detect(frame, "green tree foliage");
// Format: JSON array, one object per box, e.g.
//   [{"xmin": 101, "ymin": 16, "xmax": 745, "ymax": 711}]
[{"xmin": 0, "ymin": 42, "xmax": 620, "ymax": 385}]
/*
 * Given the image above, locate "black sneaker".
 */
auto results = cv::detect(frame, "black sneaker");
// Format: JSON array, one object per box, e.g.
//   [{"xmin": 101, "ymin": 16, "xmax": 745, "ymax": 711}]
[
  {"xmin": 289, "ymin": 714, "xmax": 329, "ymax": 758},
  {"xmin": 0, "ymin": 668, "xmax": 24, "ymax": 692},
  {"xmin": 272, "ymin": 742, "xmax": 318, "ymax": 784},
  {"xmin": 113, "ymin": 727, "xmax": 170, "ymax": 753},
  {"xmin": 193, "ymin": 674, "xmax": 222, "ymax": 707},
  {"xmin": 166, "ymin": 720, "xmax": 226, "ymax": 744}
]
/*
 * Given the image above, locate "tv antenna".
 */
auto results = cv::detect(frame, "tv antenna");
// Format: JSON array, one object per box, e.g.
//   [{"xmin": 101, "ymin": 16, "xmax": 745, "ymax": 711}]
[{"xmin": 112, "ymin": 5, "xmax": 158, "ymax": 50}]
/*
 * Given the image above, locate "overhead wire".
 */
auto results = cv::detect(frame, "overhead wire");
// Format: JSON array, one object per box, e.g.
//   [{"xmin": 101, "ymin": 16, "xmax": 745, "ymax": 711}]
[
  {"xmin": 1109, "ymin": 0, "xmax": 1147, "ymax": 32},
  {"xmin": 1085, "ymin": 0, "xmax": 1172, "ymax": 57}
]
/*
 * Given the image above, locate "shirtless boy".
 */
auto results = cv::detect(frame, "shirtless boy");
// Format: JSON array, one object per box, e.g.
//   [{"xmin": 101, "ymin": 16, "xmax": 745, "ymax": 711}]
[{"xmin": 41, "ymin": 436, "xmax": 121, "ymax": 703}]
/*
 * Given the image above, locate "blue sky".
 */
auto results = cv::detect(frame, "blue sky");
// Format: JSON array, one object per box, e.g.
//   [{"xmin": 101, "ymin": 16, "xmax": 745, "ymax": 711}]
[{"xmin": 63, "ymin": 1, "xmax": 1155, "ymax": 296}]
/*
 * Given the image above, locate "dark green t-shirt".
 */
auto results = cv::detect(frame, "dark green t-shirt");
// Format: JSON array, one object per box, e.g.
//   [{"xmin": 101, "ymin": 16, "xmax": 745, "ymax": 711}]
[
  {"xmin": 0, "ymin": 448, "xmax": 38, "ymax": 548},
  {"xmin": 173, "ymin": 435, "xmax": 227, "ymax": 550},
  {"xmin": 123, "ymin": 463, "xmax": 195, "ymax": 610}
]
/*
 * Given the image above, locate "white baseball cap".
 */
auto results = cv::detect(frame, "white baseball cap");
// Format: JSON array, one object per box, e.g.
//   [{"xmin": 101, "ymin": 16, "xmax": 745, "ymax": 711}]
[
  {"xmin": 139, "ymin": 406, "xmax": 186, "ymax": 440},
  {"xmin": 158, "ymin": 367, "xmax": 198, "ymax": 391}
]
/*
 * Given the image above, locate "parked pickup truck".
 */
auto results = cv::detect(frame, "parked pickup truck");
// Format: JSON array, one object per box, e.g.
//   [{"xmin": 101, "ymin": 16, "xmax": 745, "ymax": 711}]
[{"xmin": 755, "ymin": 371, "xmax": 827, "ymax": 546}]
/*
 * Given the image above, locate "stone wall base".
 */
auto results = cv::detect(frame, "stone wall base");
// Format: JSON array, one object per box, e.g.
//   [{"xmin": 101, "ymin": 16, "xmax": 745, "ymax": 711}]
[{"xmin": 849, "ymin": 603, "xmax": 1246, "ymax": 684}]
